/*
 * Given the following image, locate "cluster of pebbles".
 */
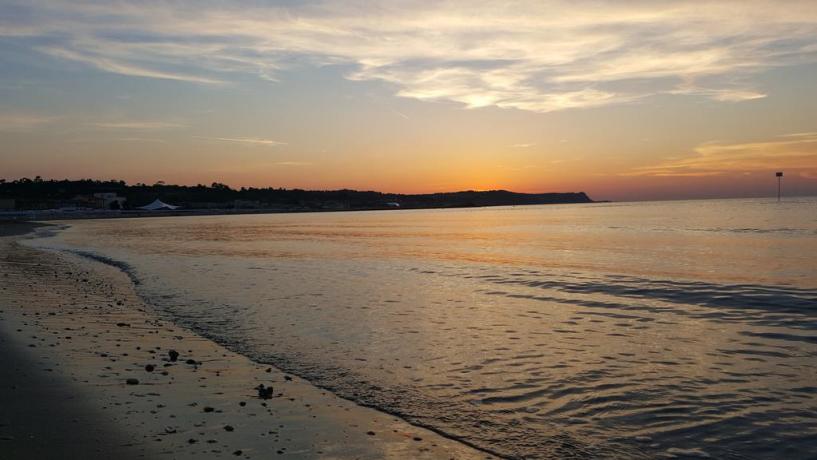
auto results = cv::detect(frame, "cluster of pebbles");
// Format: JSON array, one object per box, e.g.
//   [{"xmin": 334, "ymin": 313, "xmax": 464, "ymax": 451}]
[{"xmin": 0, "ymin": 234, "xmax": 494, "ymax": 459}]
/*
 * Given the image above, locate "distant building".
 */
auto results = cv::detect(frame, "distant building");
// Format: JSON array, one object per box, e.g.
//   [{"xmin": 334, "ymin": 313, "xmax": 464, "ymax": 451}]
[
  {"xmin": 93, "ymin": 192, "xmax": 127, "ymax": 209},
  {"xmin": 68, "ymin": 193, "xmax": 126, "ymax": 209},
  {"xmin": 69, "ymin": 194, "xmax": 103, "ymax": 209},
  {"xmin": 0, "ymin": 198, "xmax": 15, "ymax": 210}
]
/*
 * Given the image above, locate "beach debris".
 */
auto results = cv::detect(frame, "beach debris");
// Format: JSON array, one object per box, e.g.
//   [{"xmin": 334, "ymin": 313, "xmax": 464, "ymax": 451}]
[
  {"xmin": 126, "ymin": 378, "xmax": 140, "ymax": 385},
  {"xmin": 164, "ymin": 426, "xmax": 177, "ymax": 434},
  {"xmin": 168, "ymin": 349, "xmax": 179, "ymax": 362},
  {"xmin": 256, "ymin": 384, "xmax": 274, "ymax": 399},
  {"xmin": 145, "ymin": 364, "xmax": 155, "ymax": 372}
]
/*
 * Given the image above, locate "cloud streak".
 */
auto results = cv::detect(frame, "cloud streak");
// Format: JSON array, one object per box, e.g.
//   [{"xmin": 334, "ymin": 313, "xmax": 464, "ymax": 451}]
[
  {"xmin": 626, "ymin": 133, "xmax": 817, "ymax": 177},
  {"xmin": 0, "ymin": 114, "xmax": 56, "ymax": 131},
  {"xmin": 202, "ymin": 137, "xmax": 287, "ymax": 147},
  {"xmin": 39, "ymin": 46, "xmax": 225, "ymax": 85},
  {"xmin": 4, "ymin": 0, "xmax": 817, "ymax": 112},
  {"xmin": 92, "ymin": 121, "xmax": 184, "ymax": 130}
]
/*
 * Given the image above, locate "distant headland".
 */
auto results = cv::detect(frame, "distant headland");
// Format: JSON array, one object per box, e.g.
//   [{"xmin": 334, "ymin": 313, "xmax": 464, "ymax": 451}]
[{"xmin": 0, "ymin": 177, "xmax": 594, "ymax": 219}]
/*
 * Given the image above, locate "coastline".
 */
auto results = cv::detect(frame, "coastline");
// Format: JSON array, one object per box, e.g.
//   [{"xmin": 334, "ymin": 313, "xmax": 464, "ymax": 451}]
[
  {"xmin": 0, "ymin": 225, "xmax": 495, "ymax": 459},
  {"xmin": 0, "ymin": 198, "xmax": 599, "ymax": 222}
]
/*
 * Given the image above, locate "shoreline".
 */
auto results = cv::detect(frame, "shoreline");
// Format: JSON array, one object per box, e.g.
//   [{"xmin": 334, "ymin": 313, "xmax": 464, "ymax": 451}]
[
  {"xmin": 0, "ymin": 199, "xmax": 600, "ymax": 222},
  {"xmin": 0, "ymin": 226, "xmax": 496, "ymax": 459}
]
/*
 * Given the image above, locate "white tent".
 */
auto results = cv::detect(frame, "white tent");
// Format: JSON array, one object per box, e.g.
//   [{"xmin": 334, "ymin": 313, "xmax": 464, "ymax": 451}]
[{"xmin": 139, "ymin": 199, "xmax": 180, "ymax": 211}]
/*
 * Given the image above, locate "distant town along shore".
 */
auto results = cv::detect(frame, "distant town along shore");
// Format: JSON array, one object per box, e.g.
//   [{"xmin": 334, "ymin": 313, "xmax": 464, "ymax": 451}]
[{"xmin": 0, "ymin": 177, "xmax": 594, "ymax": 218}]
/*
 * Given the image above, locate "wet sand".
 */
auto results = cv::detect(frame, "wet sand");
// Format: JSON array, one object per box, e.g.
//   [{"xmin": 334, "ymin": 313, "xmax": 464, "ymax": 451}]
[{"xmin": 0, "ymin": 227, "xmax": 495, "ymax": 459}]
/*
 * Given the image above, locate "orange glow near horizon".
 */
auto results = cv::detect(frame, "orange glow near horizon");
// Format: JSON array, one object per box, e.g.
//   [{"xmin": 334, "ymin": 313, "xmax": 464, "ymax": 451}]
[{"xmin": 1, "ymin": 1, "xmax": 816, "ymax": 201}]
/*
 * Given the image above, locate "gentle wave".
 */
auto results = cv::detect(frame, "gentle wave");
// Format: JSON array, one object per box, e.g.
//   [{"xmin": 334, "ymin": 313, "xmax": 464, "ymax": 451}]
[{"xmin": 28, "ymin": 198, "xmax": 817, "ymax": 459}]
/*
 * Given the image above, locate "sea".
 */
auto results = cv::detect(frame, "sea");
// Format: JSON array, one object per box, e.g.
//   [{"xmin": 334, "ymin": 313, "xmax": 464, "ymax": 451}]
[{"xmin": 28, "ymin": 197, "xmax": 817, "ymax": 459}]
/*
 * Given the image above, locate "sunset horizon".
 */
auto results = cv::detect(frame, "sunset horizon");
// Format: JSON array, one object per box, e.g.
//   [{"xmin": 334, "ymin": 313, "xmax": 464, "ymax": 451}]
[
  {"xmin": 2, "ymin": 1, "xmax": 816, "ymax": 202},
  {"xmin": 1, "ymin": 173, "xmax": 812, "ymax": 203},
  {"xmin": 2, "ymin": 2, "xmax": 816, "ymax": 460}
]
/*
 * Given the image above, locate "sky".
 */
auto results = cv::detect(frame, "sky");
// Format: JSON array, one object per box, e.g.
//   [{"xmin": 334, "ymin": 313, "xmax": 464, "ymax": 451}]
[{"xmin": 1, "ymin": 0, "xmax": 816, "ymax": 201}]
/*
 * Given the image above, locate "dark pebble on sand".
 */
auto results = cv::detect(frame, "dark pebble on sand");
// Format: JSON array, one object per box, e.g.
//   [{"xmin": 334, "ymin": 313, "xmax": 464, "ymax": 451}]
[
  {"xmin": 126, "ymin": 378, "xmax": 139, "ymax": 385},
  {"xmin": 233, "ymin": 450, "xmax": 242, "ymax": 456},
  {"xmin": 168, "ymin": 350, "xmax": 179, "ymax": 362},
  {"xmin": 185, "ymin": 359, "xmax": 197, "ymax": 365},
  {"xmin": 145, "ymin": 364, "xmax": 155, "ymax": 372},
  {"xmin": 203, "ymin": 407, "xmax": 214, "ymax": 413},
  {"xmin": 224, "ymin": 425, "xmax": 235, "ymax": 432},
  {"xmin": 257, "ymin": 384, "xmax": 274, "ymax": 400},
  {"xmin": 366, "ymin": 431, "xmax": 376, "ymax": 436}
]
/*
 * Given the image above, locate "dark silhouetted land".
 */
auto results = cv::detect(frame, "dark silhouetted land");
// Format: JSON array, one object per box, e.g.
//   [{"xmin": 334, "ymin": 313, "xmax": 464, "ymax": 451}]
[{"xmin": 0, "ymin": 178, "xmax": 593, "ymax": 213}]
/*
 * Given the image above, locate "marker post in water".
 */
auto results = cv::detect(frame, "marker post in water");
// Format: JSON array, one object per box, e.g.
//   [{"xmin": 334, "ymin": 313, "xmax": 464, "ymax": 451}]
[{"xmin": 776, "ymin": 172, "xmax": 783, "ymax": 201}]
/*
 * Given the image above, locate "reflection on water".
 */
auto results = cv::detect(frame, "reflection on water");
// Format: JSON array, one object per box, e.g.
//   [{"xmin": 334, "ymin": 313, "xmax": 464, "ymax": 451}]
[{"xmin": 35, "ymin": 198, "xmax": 817, "ymax": 459}]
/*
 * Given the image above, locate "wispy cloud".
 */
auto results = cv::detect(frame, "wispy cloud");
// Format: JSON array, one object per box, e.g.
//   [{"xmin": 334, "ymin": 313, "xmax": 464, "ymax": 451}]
[
  {"xmin": 6, "ymin": 1, "xmax": 817, "ymax": 112},
  {"xmin": 67, "ymin": 136, "xmax": 168, "ymax": 143},
  {"xmin": 201, "ymin": 137, "xmax": 287, "ymax": 147},
  {"xmin": 0, "ymin": 114, "xmax": 56, "ymax": 131},
  {"xmin": 511, "ymin": 143, "xmax": 535, "ymax": 148},
  {"xmin": 115, "ymin": 137, "xmax": 167, "ymax": 143},
  {"xmin": 39, "ymin": 46, "xmax": 224, "ymax": 85},
  {"xmin": 625, "ymin": 133, "xmax": 817, "ymax": 177},
  {"xmin": 390, "ymin": 109, "xmax": 410, "ymax": 120},
  {"xmin": 92, "ymin": 121, "xmax": 184, "ymax": 130}
]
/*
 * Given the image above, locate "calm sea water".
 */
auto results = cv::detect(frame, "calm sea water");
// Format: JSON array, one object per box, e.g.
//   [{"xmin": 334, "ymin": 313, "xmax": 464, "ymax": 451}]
[{"xmin": 32, "ymin": 198, "xmax": 817, "ymax": 459}]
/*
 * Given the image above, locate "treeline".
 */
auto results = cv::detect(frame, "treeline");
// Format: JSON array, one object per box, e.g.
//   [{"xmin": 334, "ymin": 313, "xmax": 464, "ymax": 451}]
[{"xmin": 0, "ymin": 177, "xmax": 593, "ymax": 210}]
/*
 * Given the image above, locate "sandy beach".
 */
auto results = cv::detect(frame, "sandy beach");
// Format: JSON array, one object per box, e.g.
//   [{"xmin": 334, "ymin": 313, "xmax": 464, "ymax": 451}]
[{"xmin": 0, "ymin": 223, "xmax": 495, "ymax": 459}]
